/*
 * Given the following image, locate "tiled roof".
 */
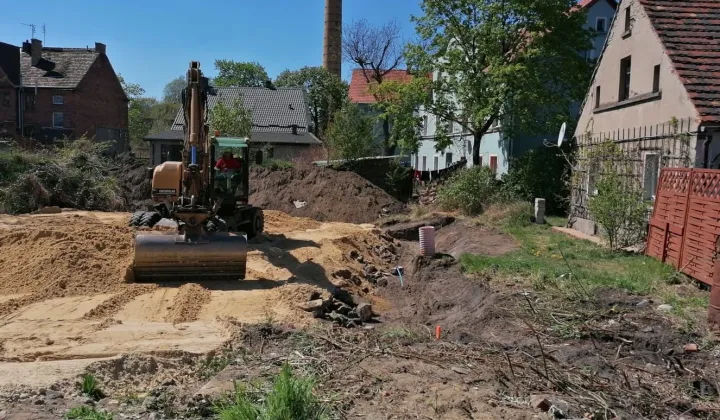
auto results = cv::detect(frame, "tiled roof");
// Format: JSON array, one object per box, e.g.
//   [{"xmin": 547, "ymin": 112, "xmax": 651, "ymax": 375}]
[
  {"xmin": 171, "ymin": 86, "xmax": 311, "ymax": 131},
  {"xmin": 143, "ymin": 129, "xmax": 185, "ymax": 141},
  {"xmin": 21, "ymin": 47, "xmax": 99, "ymax": 88},
  {"xmin": 348, "ymin": 69, "xmax": 421, "ymax": 104},
  {"xmin": 0, "ymin": 42, "xmax": 21, "ymax": 86},
  {"xmin": 640, "ymin": 0, "xmax": 720, "ymax": 123},
  {"xmin": 577, "ymin": 0, "xmax": 617, "ymax": 9}
]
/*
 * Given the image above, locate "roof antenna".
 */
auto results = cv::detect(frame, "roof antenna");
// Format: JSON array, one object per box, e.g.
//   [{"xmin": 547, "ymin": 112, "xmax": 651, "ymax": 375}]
[
  {"xmin": 42, "ymin": 23, "xmax": 46, "ymax": 44},
  {"xmin": 21, "ymin": 23, "xmax": 36, "ymax": 39}
]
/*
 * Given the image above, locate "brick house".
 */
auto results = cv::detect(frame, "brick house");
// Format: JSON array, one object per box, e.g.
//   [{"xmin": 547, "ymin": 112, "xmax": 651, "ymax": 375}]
[
  {"xmin": 0, "ymin": 38, "xmax": 128, "ymax": 152},
  {"xmin": 570, "ymin": 0, "xmax": 720, "ymax": 236}
]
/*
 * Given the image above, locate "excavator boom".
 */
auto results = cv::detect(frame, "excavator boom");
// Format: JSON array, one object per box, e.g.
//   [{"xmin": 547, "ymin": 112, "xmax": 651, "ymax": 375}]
[{"xmin": 132, "ymin": 61, "xmax": 249, "ymax": 282}]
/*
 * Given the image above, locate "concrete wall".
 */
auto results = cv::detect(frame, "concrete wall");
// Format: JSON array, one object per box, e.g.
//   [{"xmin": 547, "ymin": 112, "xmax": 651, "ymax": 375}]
[{"xmin": 574, "ymin": 0, "xmax": 698, "ymax": 139}]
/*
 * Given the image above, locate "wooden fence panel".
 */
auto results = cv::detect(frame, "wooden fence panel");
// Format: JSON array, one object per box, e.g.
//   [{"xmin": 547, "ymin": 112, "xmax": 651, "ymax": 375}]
[{"xmin": 646, "ymin": 168, "xmax": 720, "ymax": 286}]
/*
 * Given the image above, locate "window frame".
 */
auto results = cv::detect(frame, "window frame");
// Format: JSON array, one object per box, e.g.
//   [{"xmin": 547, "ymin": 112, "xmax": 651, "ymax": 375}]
[
  {"xmin": 445, "ymin": 152, "xmax": 453, "ymax": 167},
  {"xmin": 624, "ymin": 6, "xmax": 632, "ymax": 33},
  {"xmin": 52, "ymin": 95, "xmax": 64, "ymax": 105},
  {"xmin": 596, "ymin": 17, "xmax": 607, "ymax": 32},
  {"xmin": 433, "ymin": 155, "xmax": 439, "ymax": 171},
  {"xmin": 652, "ymin": 64, "xmax": 661, "ymax": 93},
  {"xmin": 619, "ymin": 56, "xmax": 632, "ymax": 101},
  {"xmin": 595, "ymin": 86, "xmax": 601, "ymax": 108},
  {"xmin": 490, "ymin": 155, "xmax": 498, "ymax": 174},
  {"xmin": 422, "ymin": 155, "xmax": 427, "ymax": 171},
  {"xmin": 52, "ymin": 112, "xmax": 65, "ymax": 128},
  {"xmin": 1, "ymin": 91, "xmax": 10, "ymax": 107},
  {"xmin": 643, "ymin": 152, "xmax": 661, "ymax": 201}
]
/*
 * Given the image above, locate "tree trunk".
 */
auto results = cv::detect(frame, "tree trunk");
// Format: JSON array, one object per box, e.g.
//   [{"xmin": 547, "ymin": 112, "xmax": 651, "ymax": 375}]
[
  {"xmin": 472, "ymin": 131, "xmax": 482, "ymax": 166},
  {"xmin": 472, "ymin": 115, "xmax": 497, "ymax": 166},
  {"xmin": 382, "ymin": 116, "xmax": 395, "ymax": 156}
]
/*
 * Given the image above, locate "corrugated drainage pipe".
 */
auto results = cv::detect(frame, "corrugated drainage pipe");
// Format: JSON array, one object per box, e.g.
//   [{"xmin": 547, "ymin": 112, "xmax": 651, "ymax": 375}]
[{"xmin": 419, "ymin": 226, "xmax": 436, "ymax": 257}]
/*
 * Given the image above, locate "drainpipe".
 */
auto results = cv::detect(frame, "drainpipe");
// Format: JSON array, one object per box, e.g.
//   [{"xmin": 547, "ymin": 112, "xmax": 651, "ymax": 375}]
[{"xmin": 702, "ymin": 132, "xmax": 712, "ymax": 168}]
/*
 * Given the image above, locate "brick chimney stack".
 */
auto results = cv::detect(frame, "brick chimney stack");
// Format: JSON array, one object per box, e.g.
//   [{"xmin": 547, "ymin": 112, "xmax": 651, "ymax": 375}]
[
  {"xmin": 30, "ymin": 38, "xmax": 42, "ymax": 66},
  {"xmin": 95, "ymin": 42, "xmax": 106, "ymax": 54},
  {"xmin": 323, "ymin": 0, "xmax": 342, "ymax": 78}
]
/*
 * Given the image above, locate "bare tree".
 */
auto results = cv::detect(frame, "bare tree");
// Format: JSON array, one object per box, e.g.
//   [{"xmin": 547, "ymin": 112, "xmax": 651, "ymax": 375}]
[{"xmin": 342, "ymin": 19, "xmax": 404, "ymax": 155}]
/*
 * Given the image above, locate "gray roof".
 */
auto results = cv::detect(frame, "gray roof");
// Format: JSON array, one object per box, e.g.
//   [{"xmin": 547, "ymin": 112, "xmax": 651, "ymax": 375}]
[
  {"xmin": 144, "ymin": 127, "xmax": 321, "ymax": 145},
  {"xmin": 171, "ymin": 86, "xmax": 312, "ymax": 131},
  {"xmin": 21, "ymin": 47, "xmax": 99, "ymax": 88}
]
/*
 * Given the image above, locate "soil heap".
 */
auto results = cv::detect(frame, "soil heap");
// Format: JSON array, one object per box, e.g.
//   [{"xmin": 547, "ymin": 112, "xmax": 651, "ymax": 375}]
[{"xmin": 250, "ymin": 166, "xmax": 405, "ymax": 224}]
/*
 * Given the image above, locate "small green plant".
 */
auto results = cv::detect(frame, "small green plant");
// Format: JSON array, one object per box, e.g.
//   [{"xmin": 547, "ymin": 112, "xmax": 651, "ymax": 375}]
[
  {"xmin": 437, "ymin": 165, "xmax": 500, "ymax": 215},
  {"xmin": 66, "ymin": 406, "xmax": 113, "ymax": 420},
  {"xmin": 587, "ymin": 141, "xmax": 647, "ymax": 250},
  {"xmin": 78, "ymin": 373, "xmax": 105, "ymax": 400},
  {"xmin": 198, "ymin": 348, "xmax": 235, "ymax": 380},
  {"xmin": 385, "ymin": 159, "xmax": 411, "ymax": 198},
  {"xmin": 215, "ymin": 363, "xmax": 330, "ymax": 420}
]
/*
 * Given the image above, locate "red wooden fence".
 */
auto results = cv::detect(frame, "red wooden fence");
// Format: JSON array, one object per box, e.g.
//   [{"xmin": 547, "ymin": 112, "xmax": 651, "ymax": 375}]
[{"xmin": 646, "ymin": 168, "xmax": 720, "ymax": 285}]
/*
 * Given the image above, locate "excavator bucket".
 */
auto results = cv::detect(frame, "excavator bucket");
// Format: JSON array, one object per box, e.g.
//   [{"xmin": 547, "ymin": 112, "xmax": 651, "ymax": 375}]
[{"xmin": 132, "ymin": 231, "xmax": 248, "ymax": 282}]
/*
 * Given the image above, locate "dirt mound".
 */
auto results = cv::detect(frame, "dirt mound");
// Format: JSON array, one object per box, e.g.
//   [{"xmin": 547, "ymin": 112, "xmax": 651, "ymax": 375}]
[
  {"xmin": 250, "ymin": 167, "xmax": 405, "ymax": 224},
  {"xmin": 435, "ymin": 221, "xmax": 520, "ymax": 258},
  {"xmin": 0, "ymin": 215, "xmax": 134, "ymax": 316},
  {"xmin": 110, "ymin": 153, "xmax": 152, "ymax": 211},
  {"xmin": 165, "ymin": 284, "xmax": 212, "ymax": 324}
]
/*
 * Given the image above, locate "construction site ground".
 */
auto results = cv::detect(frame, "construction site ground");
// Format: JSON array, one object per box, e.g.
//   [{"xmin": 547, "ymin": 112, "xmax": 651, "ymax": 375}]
[{"xmin": 0, "ymin": 209, "xmax": 718, "ymax": 419}]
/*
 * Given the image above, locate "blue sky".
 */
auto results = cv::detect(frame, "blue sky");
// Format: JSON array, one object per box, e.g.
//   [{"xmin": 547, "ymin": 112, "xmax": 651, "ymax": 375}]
[{"xmin": 0, "ymin": 0, "xmax": 423, "ymax": 99}]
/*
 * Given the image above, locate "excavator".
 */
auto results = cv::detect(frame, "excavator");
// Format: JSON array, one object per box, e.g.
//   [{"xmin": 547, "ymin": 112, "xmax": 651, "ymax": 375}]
[{"xmin": 131, "ymin": 61, "xmax": 264, "ymax": 281}]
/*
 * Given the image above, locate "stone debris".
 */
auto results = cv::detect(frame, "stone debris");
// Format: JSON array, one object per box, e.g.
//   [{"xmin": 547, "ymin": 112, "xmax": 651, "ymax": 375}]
[{"xmin": 298, "ymin": 290, "xmax": 375, "ymax": 328}]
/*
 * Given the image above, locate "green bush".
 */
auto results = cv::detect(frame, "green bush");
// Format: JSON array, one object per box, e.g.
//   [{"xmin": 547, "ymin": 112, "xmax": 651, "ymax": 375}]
[
  {"xmin": 500, "ymin": 146, "xmax": 570, "ymax": 215},
  {"xmin": 66, "ymin": 406, "xmax": 113, "ymax": 420},
  {"xmin": 215, "ymin": 363, "xmax": 329, "ymax": 420},
  {"xmin": 437, "ymin": 166, "xmax": 500, "ymax": 215}
]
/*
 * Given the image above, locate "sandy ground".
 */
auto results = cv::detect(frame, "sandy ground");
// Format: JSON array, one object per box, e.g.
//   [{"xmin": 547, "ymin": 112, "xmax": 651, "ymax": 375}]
[{"xmin": 0, "ymin": 209, "xmax": 382, "ymax": 389}]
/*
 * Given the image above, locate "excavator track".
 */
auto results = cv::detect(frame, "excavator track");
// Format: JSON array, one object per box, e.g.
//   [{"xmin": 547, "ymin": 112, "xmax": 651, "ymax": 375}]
[{"xmin": 133, "ymin": 232, "xmax": 247, "ymax": 282}]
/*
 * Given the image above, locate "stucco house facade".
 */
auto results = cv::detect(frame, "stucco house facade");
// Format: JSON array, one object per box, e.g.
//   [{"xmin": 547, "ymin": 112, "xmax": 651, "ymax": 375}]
[
  {"xmin": 570, "ymin": 0, "xmax": 720, "ymax": 236},
  {"xmin": 411, "ymin": 0, "xmax": 617, "ymax": 177}
]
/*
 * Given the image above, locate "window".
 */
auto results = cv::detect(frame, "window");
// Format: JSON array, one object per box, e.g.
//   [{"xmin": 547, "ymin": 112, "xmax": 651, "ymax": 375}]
[
  {"xmin": 24, "ymin": 93, "xmax": 35, "ymax": 111},
  {"xmin": 160, "ymin": 143, "xmax": 183, "ymax": 163},
  {"xmin": 433, "ymin": 156, "xmax": 439, "ymax": 170},
  {"xmin": 596, "ymin": 17, "xmax": 607, "ymax": 32},
  {"xmin": 52, "ymin": 112, "xmax": 64, "ymax": 128},
  {"xmin": 414, "ymin": 154, "xmax": 419, "ymax": 169},
  {"xmin": 422, "ymin": 155, "xmax": 427, "ymax": 171},
  {"xmin": 467, "ymin": 140, "xmax": 472, "ymax": 154},
  {"xmin": 1, "ymin": 91, "xmax": 9, "ymax": 107},
  {"xmin": 446, "ymin": 152, "xmax": 453, "ymax": 167},
  {"xmin": 619, "ymin": 56, "xmax": 632, "ymax": 101},
  {"xmin": 624, "ymin": 7, "xmax": 631, "ymax": 33},
  {"xmin": 52, "ymin": 95, "xmax": 64, "ymax": 105},
  {"xmin": 653, "ymin": 65, "xmax": 660, "ymax": 93},
  {"xmin": 490, "ymin": 155, "xmax": 498, "ymax": 174},
  {"xmin": 643, "ymin": 153, "xmax": 660, "ymax": 200},
  {"xmin": 595, "ymin": 86, "xmax": 601, "ymax": 108},
  {"xmin": 422, "ymin": 116, "xmax": 428, "ymax": 135}
]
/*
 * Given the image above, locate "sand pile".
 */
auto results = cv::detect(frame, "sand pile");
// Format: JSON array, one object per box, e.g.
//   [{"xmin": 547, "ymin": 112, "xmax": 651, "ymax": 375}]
[
  {"xmin": 0, "ymin": 214, "xmax": 135, "ymax": 316},
  {"xmin": 250, "ymin": 167, "xmax": 406, "ymax": 224},
  {"xmin": 165, "ymin": 284, "xmax": 212, "ymax": 324}
]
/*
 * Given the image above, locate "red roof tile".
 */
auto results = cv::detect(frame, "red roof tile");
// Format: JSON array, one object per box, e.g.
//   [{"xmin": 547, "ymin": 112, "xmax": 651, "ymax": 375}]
[
  {"xmin": 640, "ymin": 0, "xmax": 720, "ymax": 122},
  {"xmin": 348, "ymin": 69, "xmax": 421, "ymax": 104}
]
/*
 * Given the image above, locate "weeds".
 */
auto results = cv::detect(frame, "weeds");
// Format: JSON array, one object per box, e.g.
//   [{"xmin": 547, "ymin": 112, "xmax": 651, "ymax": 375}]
[
  {"xmin": 215, "ymin": 363, "xmax": 330, "ymax": 420},
  {"xmin": 65, "ymin": 406, "xmax": 113, "ymax": 420},
  {"xmin": 78, "ymin": 373, "xmax": 105, "ymax": 400},
  {"xmin": 198, "ymin": 348, "xmax": 235, "ymax": 380}
]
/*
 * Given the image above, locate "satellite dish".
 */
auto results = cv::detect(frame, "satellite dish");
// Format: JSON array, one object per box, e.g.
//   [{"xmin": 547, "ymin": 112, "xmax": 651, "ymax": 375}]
[{"xmin": 557, "ymin": 122, "xmax": 567, "ymax": 147}]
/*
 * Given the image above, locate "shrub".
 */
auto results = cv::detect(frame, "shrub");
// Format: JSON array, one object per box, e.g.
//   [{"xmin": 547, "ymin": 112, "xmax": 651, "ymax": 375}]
[
  {"xmin": 437, "ymin": 166, "xmax": 500, "ymax": 215},
  {"xmin": 500, "ymin": 145, "xmax": 570, "ymax": 215},
  {"xmin": 326, "ymin": 103, "xmax": 375, "ymax": 162},
  {"xmin": 587, "ymin": 141, "xmax": 647, "ymax": 250},
  {"xmin": 78, "ymin": 373, "xmax": 105, "ymax": 400},
  {"xmin": 385, "ymin": 159, "xmax": 411, "ymax": 199},
  {"xmin": 66, "ymin": 406, "xmax": 113, "ymax": 420}
]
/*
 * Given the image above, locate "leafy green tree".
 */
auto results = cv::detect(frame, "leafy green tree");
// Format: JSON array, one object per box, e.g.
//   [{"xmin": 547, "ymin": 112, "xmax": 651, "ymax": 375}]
[
  {"xmin": 342, "ymin": 19, "xmax": 405, "ymax": 155},
  {"xmin": 274, "ymin": 66, "xmax": 348, "ymax": 140},
  {"xmin": 369, "ymin": 77, "xmax": 431, "ymax": 153},
  {"xmin": 209, "ymin": 100, "xmax": 252, "ymax": 138},
  {"xmin": 213, "ymin": 60, "xmax": 270, "ymax": 87},
  {"xmin": 326, "ymin": 103, "xmax": 375, "ymax": 162},
  {"xmin": 405, "ymin": 0, "xmax": 593, "ymax": 164},
  {"xmin": 118, "ymin": 74, "xmax": 150, "ymax": 150},
  {"xmin": 117, "ymin": 74, "xmax": 144, "ymax": 99},
  {"xmin": 162, "ymin": 76, "xmax": 185, "ymax": 103}
]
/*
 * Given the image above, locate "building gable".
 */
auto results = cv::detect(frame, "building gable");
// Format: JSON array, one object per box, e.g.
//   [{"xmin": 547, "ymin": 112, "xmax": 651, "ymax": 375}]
[{"xmin": 574, "ymin": 0, "xmax": 699, "ymax": 138}]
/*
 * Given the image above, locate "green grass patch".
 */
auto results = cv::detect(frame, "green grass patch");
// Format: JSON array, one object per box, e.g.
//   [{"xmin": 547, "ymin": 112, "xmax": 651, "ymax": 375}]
[
  {"xmin": 66, "ymin": 406, "xmax": 113, "ymax": 420},
  {"xmin": 461, "ymin": 223, "xmax": 683, "ymax": 300},
  {"xmin": 78, "ymin": 374, "xmax": 105, "ymax": 400},
  {"xmin": 215, "ymin": 363, "xmax": 330, "ymax": 420}
]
